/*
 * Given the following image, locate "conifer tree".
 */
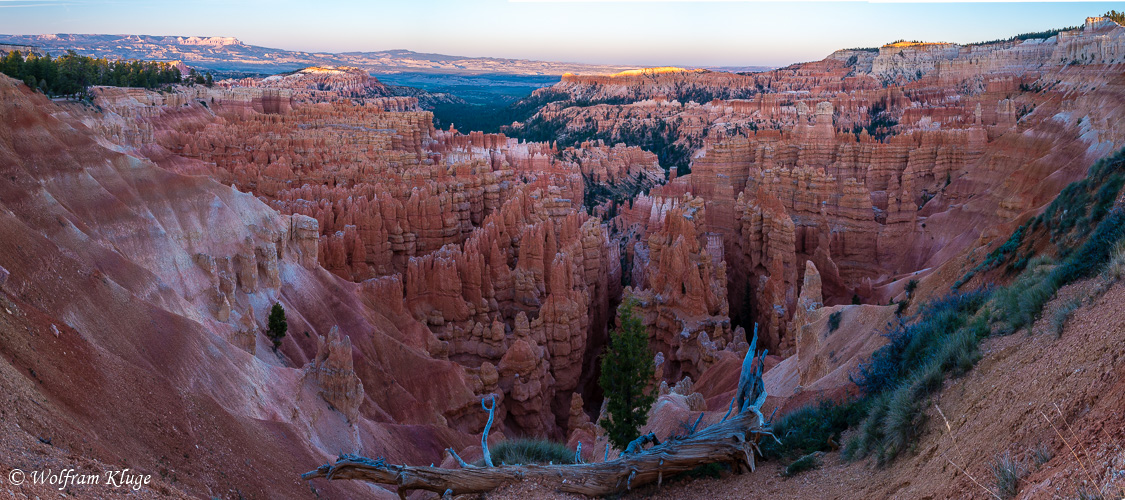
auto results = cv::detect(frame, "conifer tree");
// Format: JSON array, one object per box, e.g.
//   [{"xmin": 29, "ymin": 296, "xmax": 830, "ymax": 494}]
[
  {"xmin": 598, "ymin": 297, "xmax": 656, "ymax": 451},
  {"xmin": 267, "ymin": 302, "xmax": 287, "ymax": 350}
]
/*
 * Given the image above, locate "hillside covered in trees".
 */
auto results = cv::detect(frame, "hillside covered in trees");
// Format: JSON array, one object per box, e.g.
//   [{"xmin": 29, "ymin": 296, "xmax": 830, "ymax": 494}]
[{"xmin": 0, "ymin": 50, "xmax": 185, "ymax": 97}]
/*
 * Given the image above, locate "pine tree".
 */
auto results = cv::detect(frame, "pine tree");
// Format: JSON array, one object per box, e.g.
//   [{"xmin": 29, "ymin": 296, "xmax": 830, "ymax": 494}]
[
  {"xmin": 267, "ymin": 302, "xmax": 287, "ymax": 350},
  {"xmin": 598, "ymin": 297, "xmax": 656, "ymax": 451}
]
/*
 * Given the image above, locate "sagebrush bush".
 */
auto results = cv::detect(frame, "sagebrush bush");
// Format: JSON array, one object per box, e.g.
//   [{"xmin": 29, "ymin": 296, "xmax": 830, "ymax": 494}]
[
  {"xmin": 1027, "ymin": 254, "xmax": 1055, "ymax": 270},
  {"xmin": 761, "ymin": 399, "xmax": 866, "ymax": 460},
  {"xmin": 1050, "ymin": 297, "xmax": 1083, "ymax": 338},
  {"xmin": 1106, "ymin": 239, "xmax": 1125, "ymax": 281},
  {"xmin": 782, "ymin": 452, "xmax": 822, "ymax": 477},
  {"xmin": 485, "ymin": 439, "xmax": 575, "ymax": 466},
  {"xmin": 991, "ymin": 267, "xmax": 1059, "ymax": 334},
  {"xmin": 935, "ymin": 317, "xmax": 985, "ymax": 376},
  {"xmin": 1043, "ymin": 151, "xmax": 1125, "ymax": 254},
  {"xmin": 1053, "ymin": 208, "xmax": 1125, "ymax": 284},
  {"xmin": 991, "ymin": 208, "xmax": 1125, "ymax": 336},
  {"xmin": 847, "ymin": 291, "xmax": 989, "ymax": 463},
  {"xmin": 878, "ymin": 381, "xmax": 924, "ymax": 463},
  {"xmin": 852, "ymin": 290, "xmax": 990, "ymax": 395}
]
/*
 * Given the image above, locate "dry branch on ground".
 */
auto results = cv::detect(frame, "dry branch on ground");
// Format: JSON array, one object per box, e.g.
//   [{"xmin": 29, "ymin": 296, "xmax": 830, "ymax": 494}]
[{"xmin": 302, "ymin": 409, "xmax": 772, "ymax": 498}]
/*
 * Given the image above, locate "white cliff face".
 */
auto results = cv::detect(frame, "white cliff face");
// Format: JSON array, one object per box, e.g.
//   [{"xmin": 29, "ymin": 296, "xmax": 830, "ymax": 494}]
[
  {"xmin": 1054, "ymin": 18, "xmax": 1125, "ymax": 65},
  {"xmin": 870, "ymin": 42, "xmax": 962, "ymax": 83},
  {"xmin": 865, "ymin": 18, "xmax": 1125, "ymax": 84}
]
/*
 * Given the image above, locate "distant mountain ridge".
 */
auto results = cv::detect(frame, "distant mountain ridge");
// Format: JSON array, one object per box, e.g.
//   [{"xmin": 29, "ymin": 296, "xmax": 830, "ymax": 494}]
[{"xmin": 0, "ymin": 33, "xmax": 648, "ymax": 76}]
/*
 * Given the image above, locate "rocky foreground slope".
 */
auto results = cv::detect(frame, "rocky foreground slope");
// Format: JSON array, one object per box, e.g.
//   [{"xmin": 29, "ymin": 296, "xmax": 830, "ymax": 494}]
[{"xmin": 2, "ymin": 16, "xmax": 1125, "ymax": 500}]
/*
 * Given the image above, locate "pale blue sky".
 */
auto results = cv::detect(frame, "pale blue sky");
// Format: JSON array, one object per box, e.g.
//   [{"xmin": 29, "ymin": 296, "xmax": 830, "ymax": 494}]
[{"xmin": 0, "ymin": 1, "xmax": 1115, "ymax": 66}]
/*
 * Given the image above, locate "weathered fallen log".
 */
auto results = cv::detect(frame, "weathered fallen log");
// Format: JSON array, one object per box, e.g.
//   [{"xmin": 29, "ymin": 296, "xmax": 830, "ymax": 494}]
[{"xmin": 301, "ymin": 409, "xmax": 772, "ymax": 498}]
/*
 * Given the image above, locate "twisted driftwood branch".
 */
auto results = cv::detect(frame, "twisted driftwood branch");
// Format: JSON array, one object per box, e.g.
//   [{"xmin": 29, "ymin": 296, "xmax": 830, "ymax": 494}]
[
  {"xmin": 624, "ymin": 431, "xmax": 660, "ymax": 455},
  {"xmin": 480, "ymin": 394, "xmax": 497, "ymax": 467},
  {"xmin": 302, "ymin": 410, "xmax": 771, "ymax": 498},
  {"xmin": 723, "ymin": 323, "xmax": 768, "ymax": 425}
]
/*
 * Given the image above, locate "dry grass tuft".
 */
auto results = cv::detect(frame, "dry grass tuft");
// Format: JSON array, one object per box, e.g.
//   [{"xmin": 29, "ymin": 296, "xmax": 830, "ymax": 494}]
[
  {"xmin": 1104, "ymin": 239, "xmax": 1125, "ymax": 281},
  {"xmin": 991, "ymin": 451, "xmax": 1026, "ymax": 499}
]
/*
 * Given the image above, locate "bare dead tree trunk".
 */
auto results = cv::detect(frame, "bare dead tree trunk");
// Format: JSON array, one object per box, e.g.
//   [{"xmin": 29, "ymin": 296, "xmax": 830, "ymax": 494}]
[{"xmin": 301, "ymin": 410, "xmax": 771, "ymax": 498}]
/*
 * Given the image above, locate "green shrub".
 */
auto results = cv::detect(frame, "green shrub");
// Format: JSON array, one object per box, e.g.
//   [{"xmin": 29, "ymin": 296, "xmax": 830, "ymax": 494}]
[
  {"xmin": 935, "ymin": 316, "xmax": 986, "ymax": 377},
  {"xmin": 848, "ymin": 291, "xmax": 989, "ymax": 463},
  {"xmin": 991, "ymin": 208, "xmax": 1125, "ymax": 335},
  {"xmin": 828, "ymin": 311, "xmax": 842, "ymax": 333},
  {"xmin": 484, "ymin": 439, "xmax": 575, "ymax": 466},
  {"xmin": 761, "ymin": 399, "xmax": 866, "ymax": 460},
  {"xmin": 842, "ymin": 392, "xmax": 885, "ymax": 461},
  {"xmin": 1053, "ymin": 209, "xmax": 1125, "ymax": 284},
  {"xmin": 957, "ymin": 149, "xmax": 1125, "ymax": 288},
  {"xmin": 853, "ymin": 290, "xmax": 990, "ymax": 395},
  {"xmin": 991, "ymin": 267, "xmax": 1059, "ymax": 334}
]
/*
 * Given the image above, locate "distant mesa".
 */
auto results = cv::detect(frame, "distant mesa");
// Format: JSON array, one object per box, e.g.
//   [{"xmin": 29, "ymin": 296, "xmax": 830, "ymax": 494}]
[
  {"xmin": 609, "ymin": 67, "xmax": 703, "ymax": 78},
  {"xmin": 175, "ymin": 36, "xmax": 244, "ymax": 47},
  {"xmin": 0, "ymin": 33, "xmax": 643, "ymax": 76},
  {"xmin": 265, "ymin": 66, "xmax": 368, "ymax": 79}
]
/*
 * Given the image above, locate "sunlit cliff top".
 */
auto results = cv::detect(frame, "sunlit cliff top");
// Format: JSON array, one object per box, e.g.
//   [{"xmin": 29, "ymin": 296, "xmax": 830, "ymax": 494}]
[{"xmin": 883, "ymin": 41, "xmax": 955, "ymax": 48}]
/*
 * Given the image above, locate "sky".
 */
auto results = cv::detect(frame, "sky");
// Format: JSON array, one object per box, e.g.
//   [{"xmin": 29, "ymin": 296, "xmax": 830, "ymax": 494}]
[{"xmin": 0, "ymin": 0, "xmax": 1116, "ymax": 67}]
